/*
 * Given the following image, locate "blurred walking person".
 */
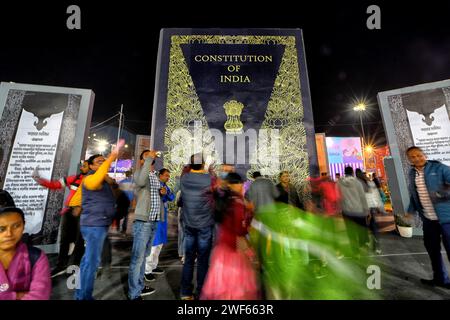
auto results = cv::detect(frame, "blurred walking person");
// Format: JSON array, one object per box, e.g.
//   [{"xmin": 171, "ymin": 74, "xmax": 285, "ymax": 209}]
[
  {"xmin": 356, "ymin": 169, "xmax": 383, "ymax": 254},
  {"xmin": 201, "ymin": 173, "xmax": 259, "ymax": 300},
  {"xmin": 337, "ymin": 166, "xmax": 370, "ymax": 258},
  {"xmin": 319, "ymin": 172, "xmax": 344, "ymax": 259}
]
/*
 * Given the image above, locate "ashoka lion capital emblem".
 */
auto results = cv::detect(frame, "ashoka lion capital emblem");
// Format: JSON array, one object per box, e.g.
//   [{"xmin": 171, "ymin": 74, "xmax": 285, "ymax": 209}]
[{"xmin": 223, "ymin": 100, "xmax": 244, "ymax": 134}]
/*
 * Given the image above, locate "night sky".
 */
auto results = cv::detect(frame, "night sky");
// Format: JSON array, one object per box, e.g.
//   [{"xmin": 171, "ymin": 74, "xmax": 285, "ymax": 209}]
[{"xmin": 1, "ymin": 1, "xmax": 450, "ymax": 148}]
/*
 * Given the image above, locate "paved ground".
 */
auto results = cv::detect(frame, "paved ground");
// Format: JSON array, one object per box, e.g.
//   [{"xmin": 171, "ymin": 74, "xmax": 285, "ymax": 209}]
[{"xmin": 49, "ymin": 213, "xmax": 450, "ymax": 300}]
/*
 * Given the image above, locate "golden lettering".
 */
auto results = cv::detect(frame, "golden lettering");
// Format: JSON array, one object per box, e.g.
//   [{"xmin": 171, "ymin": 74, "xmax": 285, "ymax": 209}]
[
  {"xmin": 195, "ymin": 55, "xmax": 273, "ymax": 63},
  {"xmin": 220, "ymin": 75, "xmax": 251, "ymax": 83}
]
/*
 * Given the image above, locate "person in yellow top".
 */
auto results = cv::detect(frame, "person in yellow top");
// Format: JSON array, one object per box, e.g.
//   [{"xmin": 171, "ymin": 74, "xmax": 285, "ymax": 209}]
[
  {"xmin": 68, "ymin": 165, "xmax": 114, "ymax": 279},
  {"xmin": 75, "ymin": 139, "xmax": 124, "ymax": 300},
  {"xmin": 69, "ymin": 183, "xmax": 82, "ymax": 210},
  {"xmin": 69, "ymin": 156, "xmax": 118, "ymax": 209}
]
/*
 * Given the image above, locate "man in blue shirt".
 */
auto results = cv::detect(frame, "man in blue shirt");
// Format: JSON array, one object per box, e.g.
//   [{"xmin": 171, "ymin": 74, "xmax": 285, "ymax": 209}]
[
  {"xmin": 407, "ymin": 146, "xmax": 450, "ymax": 289},
  {"xmin": 144, "ymin": 168, "xmax": 175, "ymax": 281}
]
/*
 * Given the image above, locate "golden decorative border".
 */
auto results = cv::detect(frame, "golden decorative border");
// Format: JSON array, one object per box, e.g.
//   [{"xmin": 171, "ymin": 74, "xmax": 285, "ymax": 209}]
[{"xmin": 164, "ymin": 35, "xmax": 309, "ymax": 192}]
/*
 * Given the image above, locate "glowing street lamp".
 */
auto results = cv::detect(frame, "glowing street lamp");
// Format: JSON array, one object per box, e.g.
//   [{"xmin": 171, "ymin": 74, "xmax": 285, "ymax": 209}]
[
  {"xmin": 353, "ymin": 102, "xmax": 367, "ymax": 147},
  {"xmin": 353, "ymin": 103, "xmax": 366, "ymax": 112},
  {"xmin": 95, "ymin": 138, "xmax": 109, "ymax": 153}
]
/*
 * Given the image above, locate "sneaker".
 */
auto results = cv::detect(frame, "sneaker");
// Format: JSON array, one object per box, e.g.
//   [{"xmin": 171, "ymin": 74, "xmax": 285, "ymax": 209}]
[
  {"xmin": 144, "ymin": 273, "xmax": 156, "ymax": 282},
  {"xmin": 140, "ymin": 286, "xmax": 156, "ymax": 297},
  {"xmin": 128, "ymin": 296, "xmax": 143, "ymax": 301},
  {"xmin": 51, "ymin": 266, "xmax": 67, "ymax": 278},
  {"xmin": 152, "ymin": 267, "xmax": 164, "ymax": 274},
  {"xmin": 181, "ymin": 295, "xmax": 195, "ymax": 300}
]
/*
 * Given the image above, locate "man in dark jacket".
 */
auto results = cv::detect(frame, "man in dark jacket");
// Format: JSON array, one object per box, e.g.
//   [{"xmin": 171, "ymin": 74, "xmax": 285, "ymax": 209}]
[
  {"xmin": 179, "ymin": 153, "xmax": 214, "ymax": 300},
  {"xmin": 407, "ymin": 146, "xmax": 450, "ymax": 289}
]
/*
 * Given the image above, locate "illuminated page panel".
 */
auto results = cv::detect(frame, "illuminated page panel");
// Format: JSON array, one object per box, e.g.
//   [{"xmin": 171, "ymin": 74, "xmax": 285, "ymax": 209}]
[
  {"xmin": 406, "ymin": 105, "xmax": 450, "ymax": 166},
  {"xmin": 3, "ymin": 109, "xmax": 64, "ymax": 234}
]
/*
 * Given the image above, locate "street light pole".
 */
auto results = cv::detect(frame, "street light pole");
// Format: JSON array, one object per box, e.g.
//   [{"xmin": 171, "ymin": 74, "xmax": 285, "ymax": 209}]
[
  {"xmin": 359, "ymin": 112, "xmax": 366, "ymax": 148},
  {"xmin": 113, "ymin": 104, "xmax": 124, "ymax": 178},
  {"xmin": 354, "ymin": 103, "xmax": 367, "ymax": 170}
]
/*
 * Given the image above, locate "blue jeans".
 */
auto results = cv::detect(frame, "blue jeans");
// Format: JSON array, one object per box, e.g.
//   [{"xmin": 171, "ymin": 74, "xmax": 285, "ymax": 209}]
[
  {"xmin": 422, "ymin": 219, "xmax": 450, "ymax": 284},
  {"xmin": 75, "ymin": 226, "xmax": 109, "ymax": 300},
  {"xmin": 180, "ymin": 225, "xmax": 213, "ymax": 297},
  {"xmin": 128, "ymin": 220, "xmax": 157, "ymax": 299}
]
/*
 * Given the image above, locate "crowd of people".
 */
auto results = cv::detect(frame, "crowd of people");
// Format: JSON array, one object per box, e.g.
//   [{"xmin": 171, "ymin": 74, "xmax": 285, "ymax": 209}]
[{"xmin": 0, "ymin": 145, "xmax": 449, "ymax": 299}]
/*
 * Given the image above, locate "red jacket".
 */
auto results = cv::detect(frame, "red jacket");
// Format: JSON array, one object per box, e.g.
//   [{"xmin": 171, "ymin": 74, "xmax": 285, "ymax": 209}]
[
  {"xmin": 36, "ymin": 174, "xmax": 84, "ymax": 214},
  {"xmin": 218, "ymin": 194, "xmax": 253, "ymax": 250},
  {"xmin": 319, "ymin": 180, "xmax": 342, "ymax": 216}
]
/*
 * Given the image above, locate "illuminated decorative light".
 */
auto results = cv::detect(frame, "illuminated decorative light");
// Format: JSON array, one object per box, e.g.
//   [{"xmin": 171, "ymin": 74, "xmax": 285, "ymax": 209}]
[
  {"xmin": 365, "ymin": 145, "xmax": 374, "ymax": 153},
  {"xmin": 353, "ymin": 103, "xmax": 366, "ymax": 111}
]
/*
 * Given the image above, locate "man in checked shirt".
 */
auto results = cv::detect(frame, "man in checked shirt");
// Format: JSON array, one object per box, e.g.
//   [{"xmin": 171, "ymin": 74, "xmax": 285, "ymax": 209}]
[
  {"xmin": 127, "ymin": 149, "xmax": 163, "ymax": 300},
  {"xmin": 407, "ymin": 146, "xmax": 450, "ymax": 289}
]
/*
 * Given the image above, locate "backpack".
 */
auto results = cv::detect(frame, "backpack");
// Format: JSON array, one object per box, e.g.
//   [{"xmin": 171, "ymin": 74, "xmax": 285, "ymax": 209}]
[
  {"xmin": 21, "ymin": 233, "xmax": 41, "ymax": 269},
  {"xmin": 28, "ymin": 246, "xmax": 42, "ymax": 270}
]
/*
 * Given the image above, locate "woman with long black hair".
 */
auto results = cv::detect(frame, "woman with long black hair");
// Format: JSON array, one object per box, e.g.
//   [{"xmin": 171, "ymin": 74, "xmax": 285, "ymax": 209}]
[{"xmin": 201, "ymin": 172, "xmax": 259, "ymax": 300}]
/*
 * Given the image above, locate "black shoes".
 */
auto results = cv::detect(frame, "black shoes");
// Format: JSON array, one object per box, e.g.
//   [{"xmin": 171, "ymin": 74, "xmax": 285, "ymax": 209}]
[
  {"xmin": 152, "ymin": 267, "xmax": 164, "ymax": 274},
  {"xmin": 141, "ymin": 286, "xmax": 156, "ymax": 297},
  {"xmin": 127, "ymin": 286, "xmax": 156, "ymax": 300},
  {"xmin": 144, "ymin": 273, "xmax": 156, "ymax": 282},
  {"xmin": 143, "ymin": 267, "xmax": 163, "ymax": 282},
  {"xmin": 420, "ymin": 278, "xmax": 450, "ymax": 289}
]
